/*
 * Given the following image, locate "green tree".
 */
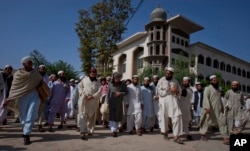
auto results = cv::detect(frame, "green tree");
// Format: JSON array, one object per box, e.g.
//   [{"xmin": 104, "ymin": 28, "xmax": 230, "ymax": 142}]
[
  {"xmin": 76, "ymin": 0, "xmax": 134, "ymax": 76},
  {"xmin": 46, "ymin": 60, "xmax": 79, "ymax": 80},
  {"xmin": 30, "ymin": 50, "xmax": 51, "ymax": 68},
  {"xmin": 30, "ymin": 50, "xmax": 79, "ymax": 80}
]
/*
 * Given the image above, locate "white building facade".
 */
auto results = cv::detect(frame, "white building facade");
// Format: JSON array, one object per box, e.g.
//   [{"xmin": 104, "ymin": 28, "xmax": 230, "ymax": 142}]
[{"xmin": 112, "ymin": 7, "xmax": 250, "ymax": 93}]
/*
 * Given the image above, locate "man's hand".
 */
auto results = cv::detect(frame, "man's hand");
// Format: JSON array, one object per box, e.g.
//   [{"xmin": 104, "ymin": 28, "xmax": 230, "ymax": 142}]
[
  {"xmin": 87, "ymin": 95, "xmax": 94, "ymax": 100},
  {"xmin": 1, "ymin": 100, "xmax": 9, "ymax": 108},
  {"xmin": 205, "ymin": 108, "xmax": 211, "ymax": 114},
  {"xmin": 114, "ymin": 92, "xmax": 121, "ymax": 97},
  {"xmin": 141, "ymin": 104, "xmax": 144, "ymax": 110},
  {"xmin": 154, "ymin": 96, "xmax": 159, "ymax": 100}
]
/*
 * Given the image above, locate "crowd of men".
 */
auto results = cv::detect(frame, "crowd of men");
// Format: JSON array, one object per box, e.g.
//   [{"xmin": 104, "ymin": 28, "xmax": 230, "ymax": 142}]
[{"xmin": 0, "ymin": 56, "xmax": 250, "ymax": 146}]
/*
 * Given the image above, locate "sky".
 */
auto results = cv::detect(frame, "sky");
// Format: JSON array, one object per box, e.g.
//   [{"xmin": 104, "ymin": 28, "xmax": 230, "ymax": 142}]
[{"xmin": 0, "ymin": 0, "xmax": 250, "ymax": 73}]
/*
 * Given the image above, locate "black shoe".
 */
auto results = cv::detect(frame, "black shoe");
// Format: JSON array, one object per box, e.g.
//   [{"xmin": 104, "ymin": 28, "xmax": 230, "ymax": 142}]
[
  {"xmin": 80, "ymin": 133, "xmax": 86, "ymax": 140},
  {"xmin": 2, "ymin": 119, "xmax": 7, "ymax": 125},
  {"xmin": 186, "ymin": 135, "xmax": 193, "ymax": 140},
  {"xmin": 48, "ymin": 127, "xmax": 54, "ymax": 132},
  {"xmin": 43, "ymin": 122, "xmax": 49, "ymax": 126},
  {"xmin": 15, "ymin": 118, "xmax": 20, "ymax": 123},
  {"xmin": 23, "ymin": 135, "xmax": 31, "ymax": 145},
  {"xmin": 38, "ymin": 125, "xmax": 45, "ymax": 132},
  {"xmin": 113, "ymin": 132, "xmax": 118, "ymax": 137},
  {"xmin": 57, "ymin": 125, "xmax": 63, "ymax": 129}
]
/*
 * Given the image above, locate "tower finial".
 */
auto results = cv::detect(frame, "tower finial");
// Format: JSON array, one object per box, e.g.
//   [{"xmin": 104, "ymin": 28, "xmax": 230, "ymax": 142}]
[{"xmin": 158, "ymin": 3, "xmax": 161, "ymax": 8}]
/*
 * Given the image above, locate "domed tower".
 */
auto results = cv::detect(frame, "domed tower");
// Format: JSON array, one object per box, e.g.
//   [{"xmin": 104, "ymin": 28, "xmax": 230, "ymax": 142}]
[{"xmin": 145, "ymin": 6, "xmax": 168, "ymax": 71}]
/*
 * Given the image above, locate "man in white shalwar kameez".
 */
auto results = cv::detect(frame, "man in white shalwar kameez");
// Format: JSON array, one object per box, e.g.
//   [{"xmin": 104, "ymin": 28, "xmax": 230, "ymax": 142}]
[
  {"xmin": 245, "ymin": 94, "xmax": 250, "ymax": 121},
  {"xmin": 126, "ymin": 75, "xmax": 143, "ymax": 136},
  {"xmin": 65, "ymin": 79, "xmax": 78, "ymax": 119},
  {"xmin": 37, "ymin": 64, "xmax": 49, "ymax": 132},
  {"xmin": 150, "ymin": 75, "xmax": 160, "ymax": 129},
  {"xmin": 76, "ymin": 75, "xmax": 84, "ymax": 131},
  {"xmin": 179, "ymin": 77, "xmax": 193, "ymax": 140},
  {"xmin": 78, "ymin": 68, "xmax": 101, "ymax": 139},
  {"xmin": 141, "ymin": 77, "xmax": 154, "ymax": 132},
  {"xmin": 157, "ymin": 67, "xmax": 183, "ymax": 144}
]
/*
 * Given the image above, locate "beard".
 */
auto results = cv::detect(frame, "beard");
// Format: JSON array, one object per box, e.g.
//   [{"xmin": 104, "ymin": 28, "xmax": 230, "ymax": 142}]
[
  {"xmin": 211, "ymin": 83, "xmax": 219, "ymax": 89},
  {"xmin": 133, "ymin": 82, "xmax": 138, "ymax": 86},
  {"xmin": 60, "ymin": 76, "xmax": 67, "ymax": 82},
  {"xmin": 144, "ymin": 84, "xmax": 150, "ymax": 88},
  {"xmin": 166, "ymin": 76, "xmax": 172, "ymax": 81},
  {"xmin": 232, "ymin": 88, "xmax": 238, "ymax": 92},
  {"xmin": 40, "ymin": 72, "xmax": 46, "ymax": 76}
]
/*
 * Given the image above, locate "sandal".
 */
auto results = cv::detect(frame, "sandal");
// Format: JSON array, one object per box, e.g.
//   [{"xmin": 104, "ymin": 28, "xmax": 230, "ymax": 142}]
[
  {"xmin": 173, "ymin": 138, "xmax": 184, "ymax": 144},
  {"xmin": 80, "ymin": 133, "xmax": 86, "ymax": 140},
  {"xmin": 164, "ymin": 135, "xmax": 169, "ymax": 140}
]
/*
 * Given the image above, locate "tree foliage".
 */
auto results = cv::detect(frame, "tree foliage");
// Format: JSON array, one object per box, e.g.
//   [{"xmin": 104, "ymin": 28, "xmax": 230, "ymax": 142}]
[
  {"xmin": 76, "ymin": 0, "xmax": 134, "ymax": 76},
  {"xmin": 29, "ymin": 50, "xmax": 78, "ymax": 80}
]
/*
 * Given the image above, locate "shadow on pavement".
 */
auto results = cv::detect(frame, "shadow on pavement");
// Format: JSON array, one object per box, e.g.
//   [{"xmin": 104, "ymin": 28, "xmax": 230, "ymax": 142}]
[{"xmin": 0, "ymin": 145, "xmax": 27, "ymax": 151}]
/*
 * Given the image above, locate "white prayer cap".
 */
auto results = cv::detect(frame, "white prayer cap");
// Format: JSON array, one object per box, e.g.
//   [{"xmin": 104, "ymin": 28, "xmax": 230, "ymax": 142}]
[
  {"xmin": 132, "ymin": 75, "xmax": 139, "ymax": 78},
  {"xmin": 209, "ymin": 75, "xmax": 216, "ymax": 80},
  {"xmin": 231, "ymin": 81, "xmax": 239, "ymax": 84},
  {"xmin": 106, "ymin": 76, "xmax": 111, "ymax": 80},
  {"xmin": 49, "ymin": 74, "xmax": 56, "ymax": 78},
  {"xmin": 58, "ymin": 70, "xmax": 64, "ymax": 75},
  {"xmin": 183, "ymin": 77, "xmax": 190, "ymax": 81},
  {"xmin": 21, "ymin": 56, "xmax": 33, "ymax": 64},
  {"xmin": 144, "ymin": 77, "xmax": 150, "ymax": 80},
  {"xmin": 75, "ymin": 80, "xmax": 79, "ymax": 83},
  {"xmin": 195, "ymin": 82, "xmax": 201, "ymax": 85},
  {"xmin": 70, "ymin": 79, "xmax": 75, "ymax": 82},
  {"xmin": 165, "ymin": 66, "xmax": 174, "ymax": 72},
  {"xmin": 79, "ymin": 75, "xmax": 84, "ymax": 80},
  {"xmin": 152, "ymin": 75, "xmax": 158, "ymax": 78},
  {"xmin": 4, "ymin": 65, "xmax": 12, "ymax": 69},
  {"xmin": 39, "ymin": 64, "xmax": 45, "ymax": 68}
]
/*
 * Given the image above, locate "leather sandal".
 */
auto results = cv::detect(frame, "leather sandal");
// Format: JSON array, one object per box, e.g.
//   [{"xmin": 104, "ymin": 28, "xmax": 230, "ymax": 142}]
[{"xmin": 173, "ymin": 138, "xmax": 184, "ymax": 144}]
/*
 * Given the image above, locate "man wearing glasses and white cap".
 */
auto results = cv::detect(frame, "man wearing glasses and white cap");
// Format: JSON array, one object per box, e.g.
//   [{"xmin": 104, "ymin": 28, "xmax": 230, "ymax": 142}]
[{"xmin": 199, "ymin": 75, "xmax": 230, "ymax": 145}]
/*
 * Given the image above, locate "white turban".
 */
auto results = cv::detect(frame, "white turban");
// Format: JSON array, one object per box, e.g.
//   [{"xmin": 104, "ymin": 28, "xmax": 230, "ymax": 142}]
[
  {"xmin": 210, "ymin": 75, "xmax": 216, "ymax": 80},
  {"xmin": 75, "ymin": 80, "xmax": 79, "ymax": 83},
  {"xmin": 144, "ymin": 77, "xmax": 149, "ymax": 80},
  {"xmin": 183, "ymin": 77, "xmax": 190, "ymax": 81},
  {"xmin": 70, "ymin": 79, "xmax": 75, "ymax": 82},
  {"xmin": 58, "ymin": 70, "xmax": 64, "ymax": 75},
  {"xmin": 232, "ymin": 81, "xmax": 239, "ymax": 84},
  {"xmin": 39, "ymin": 65, "xmax": 45, "ymax": 68},
  {"xmin": 21, "ymin": 56, "xmax": 33, "ymax": 64},
  {"xmin": 165, "ymin": 67, "xmax": 174, "ymax": 72}
]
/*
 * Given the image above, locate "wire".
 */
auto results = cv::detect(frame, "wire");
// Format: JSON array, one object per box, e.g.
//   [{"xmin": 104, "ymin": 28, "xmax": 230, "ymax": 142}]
[{"xmin": 125, "ymin": 0, "xmax": 144, "ymax": 27}]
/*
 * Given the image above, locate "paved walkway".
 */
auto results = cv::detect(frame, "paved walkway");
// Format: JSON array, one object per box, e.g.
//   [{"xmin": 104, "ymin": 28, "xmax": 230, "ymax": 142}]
[{"xmin": 1, "ymin": 117, "xmax": 249, "ymax": 151}]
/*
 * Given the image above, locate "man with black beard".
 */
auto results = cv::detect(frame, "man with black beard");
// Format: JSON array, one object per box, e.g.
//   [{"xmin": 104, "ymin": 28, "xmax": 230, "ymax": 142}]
[
  {"xmin": 224, "ymin": 81, "xmax": 247, "ymax": 135},
  {"xmin": 179, "ymin": 77, "xmax": 193, "ymax": 140},
  {"xmin": 191, "ymin": 82, "xmax": 203, "ymax": 127},
  {"xmin": 37, "ymin": 65, "xmax": 49, "ymax": 132},
  {"xmin": 200, "ymin": 75, "xmax": 230, "ymax": 145},
  {"xmin": 47, "ymin": 70, "xmax": 70, "ymax": 132},
  {"xmin": 150, "ymin": 75, "xmax": 160, "ymax": 129}
]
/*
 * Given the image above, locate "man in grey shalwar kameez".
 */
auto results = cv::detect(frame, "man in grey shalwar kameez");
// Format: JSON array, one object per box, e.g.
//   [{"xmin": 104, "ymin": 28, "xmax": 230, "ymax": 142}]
[
  {"xmin": 199, "ymin": 75, "xmax": 230, "ymax": 145},
  {"xmin": 224, "ymin": 81, "xmax": 248, "ymax": 134}
]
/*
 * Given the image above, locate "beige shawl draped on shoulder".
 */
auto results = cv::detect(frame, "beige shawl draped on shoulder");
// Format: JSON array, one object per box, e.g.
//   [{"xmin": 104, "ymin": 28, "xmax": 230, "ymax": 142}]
[{"xmin": 7, "ymin": 68, "xmax": 42, "ymax": 114}]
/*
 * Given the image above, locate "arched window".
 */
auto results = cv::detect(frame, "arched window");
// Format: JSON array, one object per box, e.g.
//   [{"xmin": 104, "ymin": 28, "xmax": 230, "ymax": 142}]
[
  {"xmin": 242, "ymin": 85, "xmax": 246, "ymax": 92},
  {"xmin": 213, "ymin": 59, "xmax": 219, "ymax": 69},
  {"xmin": 206, "ymin": 57, "xmax": 211, "ymax": 67},
  {"xmin": 198, "ymin": 54, "xmax": 204, "ymax": 64},
  {"xmin": 242, "ymin": 70, "xmax": 246, "ymax": 77},
  {"xmin": 247, "ymin": 86, "xmax": 250, "ymax": 93},
  {"xmin": 172, "ymin": 36, "xmax": 175, "ymax": 43},
  {"xmin": 156, "ymin": 45, "xmax": 160, "ymax": 55},
  {"xmin": 247, "ymin": 71, "xmax": 250, "ymax": 79},
  {"xmin": 220, "ymin": 62, "xmax": 225, "ymax": 71},
  {"xmin": 176, "ymin": 38, "xmax": 180, "ymax": 44},
  {"xmin": 226, "ymin": 64, "xmax": 231, "ymax": 73},
  {"xmin": 237, "ymin": 68, "xmax": 241, "ymax": 76},
  {"xmin": 156, "ymin": 32, "xmax": 160, "ymax": 40},
  {"xmin": 232, "ymin": 66, "xmax": 236, "ymax": 74}
]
